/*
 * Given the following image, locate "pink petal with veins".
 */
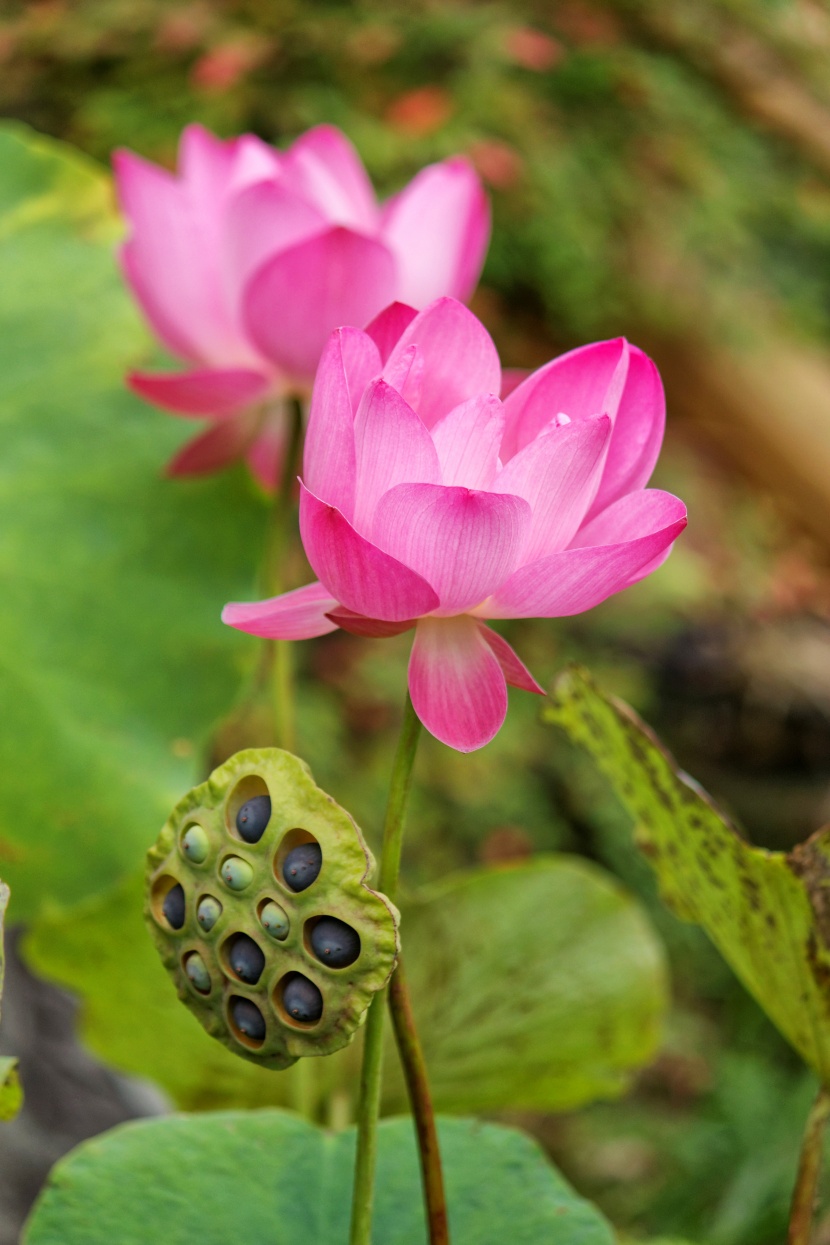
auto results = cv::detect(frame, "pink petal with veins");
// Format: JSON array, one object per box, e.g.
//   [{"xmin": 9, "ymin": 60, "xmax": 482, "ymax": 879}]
[
  {"xmin": 492, "ymin": 414, "xmax": 611, "ymax": 561},
  {"xmin": 364, "ymin": 302, "xmax": 418, "ymax": 363},
  {"xmin": 303, "ymin": 326, "xmax": 381, "ymax": 519},
  {"xmin": 431, "ymin": 394, "xmax": 505, "ymax": 490},
  {"xmin": 222, "ymin": 581, "xmax": 340, "ymax": 639},
  {"xmin": 479, "ymin": 625, "xmax": 545, "ymax": 694},
  {"xmin": 408, "ymin": 615, "xmax": 507, "ymax": 752},
  {"xmin": 352, "ymin": 379, "xmax": 441, "ymax": 532},
  {"xmin": 372, "ymin": 483, "xmax": 530, "ymax": 614},
  {"xmin": 482, "ymin": 493, "xmax": 687, "ymax": 618},
  {"xmin": 383, "ymin": 297, "xmax": 501, "ymax": 429},
  {"xmin": 299, "ymin": 483, "xmax": 439, "ymax": 621}
]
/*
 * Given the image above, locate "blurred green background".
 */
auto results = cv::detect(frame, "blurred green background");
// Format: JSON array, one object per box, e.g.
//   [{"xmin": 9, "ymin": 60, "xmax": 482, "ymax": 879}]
[{"xmin": 5, "ymin": 1, "xmax": 830, "ymax": 1242}]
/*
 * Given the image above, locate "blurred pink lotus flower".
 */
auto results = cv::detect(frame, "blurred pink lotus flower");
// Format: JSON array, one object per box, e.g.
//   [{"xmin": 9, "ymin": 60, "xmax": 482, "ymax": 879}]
[
  {"xmin": 223, "ymin": 298, "xmax": 687, "ymax": 751},
  {"xmin": 114, "ymin": 125, "xmax": 489, "ymax": 488}
]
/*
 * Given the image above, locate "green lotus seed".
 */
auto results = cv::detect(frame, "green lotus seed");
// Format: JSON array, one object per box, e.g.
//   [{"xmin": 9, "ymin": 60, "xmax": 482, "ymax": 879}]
[
  {"xmin": 181, "ymin": 824, "xmax": 209, "ymax": 863},
  {"xmin": 260, "ymin": 901, "xmax": 290, "ymax": 941},
  {"xmin": 220, "ymin": 856, "xmax": 254, "ymax": 891},
  {"xmin": 184, "ymin": 952, "xmax": 211, "ymax": 994},
  {"xmin": 197, "ymin": 895, "xmax": 222, "ymax": 931}
]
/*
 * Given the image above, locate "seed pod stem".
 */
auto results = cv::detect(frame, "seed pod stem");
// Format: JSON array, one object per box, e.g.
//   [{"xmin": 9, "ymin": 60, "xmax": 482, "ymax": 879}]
[
  {"xmin": 350, "ymin": 693, "xmax": 432, "ymax": 1245},
  {"xmin": 388, "ymin": 958, "xmax": 449, "ymax": 1245}
]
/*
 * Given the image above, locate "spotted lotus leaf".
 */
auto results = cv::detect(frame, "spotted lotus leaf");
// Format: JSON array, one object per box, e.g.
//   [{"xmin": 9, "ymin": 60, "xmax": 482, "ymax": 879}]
[{"xmin": 145, "ymin": 749, "xmax": 399, "ymax": 1069}]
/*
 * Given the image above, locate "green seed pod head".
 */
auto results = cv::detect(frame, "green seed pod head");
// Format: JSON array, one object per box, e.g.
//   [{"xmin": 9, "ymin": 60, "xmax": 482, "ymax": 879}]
[{"xmin": 145, "ymin": 748, "xmax": 399, "ymax": 1069}]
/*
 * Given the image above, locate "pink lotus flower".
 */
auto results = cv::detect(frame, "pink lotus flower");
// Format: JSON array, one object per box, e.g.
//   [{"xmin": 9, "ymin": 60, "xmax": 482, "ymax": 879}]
[
  {"xmin": 222, "ymin": 299, "xmax": 687, "ymax": 751},
  {"xmin": 115, "ymin": 125, "xmax": 489, "ymax": 488}
]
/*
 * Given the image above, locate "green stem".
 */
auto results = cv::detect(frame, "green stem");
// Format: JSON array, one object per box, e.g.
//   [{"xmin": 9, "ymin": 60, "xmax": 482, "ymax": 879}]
[
  {"xmin": 262, "ymin": 396, "xmax": 304, "ymax": 753},
  {"xmin": 349, "ymin": 693, "xmax": 422, "ymax": 1245},
  {"xmin": 788, "ymin": 1085, "xmax": 830, "ymax": 1245},
  {"xmin": 388, "ymin": 959, "xmax": 449, "ymax": 1245}
]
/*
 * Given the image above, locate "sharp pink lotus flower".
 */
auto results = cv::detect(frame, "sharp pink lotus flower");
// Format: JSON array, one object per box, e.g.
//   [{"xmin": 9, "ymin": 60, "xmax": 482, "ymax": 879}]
[
  {"xmin": 222, "ymin": 298, "xmax": 687, "ymax": 751},
  {"xmin": 114, "ymin": 124, "xmax": 489, "ymax": 488}
]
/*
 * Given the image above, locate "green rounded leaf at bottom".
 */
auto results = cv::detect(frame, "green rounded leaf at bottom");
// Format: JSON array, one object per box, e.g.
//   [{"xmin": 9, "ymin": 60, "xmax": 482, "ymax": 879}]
[{"xmin": 22, "ymin": 1111, "xmax": 613, "ymax": 1245}]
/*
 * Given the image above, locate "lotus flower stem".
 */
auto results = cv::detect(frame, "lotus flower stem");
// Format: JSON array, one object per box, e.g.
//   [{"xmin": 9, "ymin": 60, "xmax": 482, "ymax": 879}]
[
  {"xmin": 389, "ymin": 958, "xmax": 449, "ymax": 1244},
  {"xmin": 264, "ymin": 396, "xmax": 304, "ymax": 752},
  {"xmin": 788, "ymin": 1085, "xmax": 830, "ymax": 1245},
  {"xmin": 350, "ymin": 693, "xmax": 422, "ymax": 1245}
]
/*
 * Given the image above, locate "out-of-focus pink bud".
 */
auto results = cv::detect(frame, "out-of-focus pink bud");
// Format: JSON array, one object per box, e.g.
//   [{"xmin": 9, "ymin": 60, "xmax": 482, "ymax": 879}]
[
  {"xmin": 115, "ymin": 125, "xmax": 490, "ymax": 487},
  {"xmin": 224, "ymin": 298, "xmax": 687, "ymax": 751}
]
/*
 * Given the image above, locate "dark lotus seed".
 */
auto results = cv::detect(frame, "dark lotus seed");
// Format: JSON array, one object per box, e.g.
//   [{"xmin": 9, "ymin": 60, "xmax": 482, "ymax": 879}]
[
  {"xmin": 310, "ymin": 917, "xmax": 361, "ymax": 968},
  {"xmin": 236, "ymin": 794, "xmax": 271, "ymax": 844},
  {"xmin": 282, "ymin": 974, "xmax": 323, "ymax": 1024},
  {"xmin": 162, "ymin": 883, "xmax": 185, "ymax": 930},
  {"xmin": 230, "ymin": 997, "xmax": 266, "ymax": 1043},
  {"xmin": 282, "ymin": 841, "xmax": 322, "ymax": 892},
  {"xmin": 228, "ymin": 934, "xmax": 265, "ymax": 985}
]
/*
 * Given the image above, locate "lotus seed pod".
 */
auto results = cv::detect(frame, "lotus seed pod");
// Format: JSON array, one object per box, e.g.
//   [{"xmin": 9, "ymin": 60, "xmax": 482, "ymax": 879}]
[
  {"xmin": 282, "ymin": 973, "xmax": 323, "ymax": 1023},
  {"xmin": 197, "ymin": 896, "xmax": 222, "ymax": 932},
  {"xmin": 309, "ymin": 917, "xmax": 361, "ymax": 968},
  {"xmin": 283, "ymin": 841, "xmax": 323, "ymax": 892},
  {"xmin": 236, "ymin": 794, "xmax": 271, "ymax": 843},
  {"xmin": 260, "ymin": 901, "xmax": 290, "ymax": 941},
  {"xmin": 185, "ymin": 952, "xmax": 211, "ymax": 994},
  {"xmin": 181, "ymin": 825, "xmax": 209, "ymax": 863},
  {"xmin": 145, "ymin": 748, "xmax": 399, "ymax": 1069},
  {"xmin": 221, "ymin": 856, "xmax": 254, "ymax": 892}
]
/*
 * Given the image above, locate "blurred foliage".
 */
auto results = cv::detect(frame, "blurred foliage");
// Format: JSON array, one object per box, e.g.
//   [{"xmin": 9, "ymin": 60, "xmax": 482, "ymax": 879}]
[
  {"xmin": 0, "ymin": 123, "xmax": 265, "ymax": 916},
  {"xmin": 22, "ymin": 1112, "xmax": 615, "ymax": 1245},
  {"xmin": 547, "ymin": 666, "xmax": 830, "ymax": 1084},
  {"xmin": 26, "ymin": 855, "xmax": 667, "ymax": 1116},
  {"xmin": 0, "ymin": 880, "xmax": 21, "ymax": 1121},
  {"xmin": 4, "ymin": 4, "xmax": 830, "ymax": 1243},
  {"xmin": 2, "ymin": 0, "xmax": 830, "ymax": 357}
]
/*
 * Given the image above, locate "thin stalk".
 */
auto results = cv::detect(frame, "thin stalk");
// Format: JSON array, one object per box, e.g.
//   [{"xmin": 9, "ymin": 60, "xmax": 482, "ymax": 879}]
[
  {"xmin": 349, "ymin": 694, "xmax": 422, "ymax": 1245},
  {"xmin": 262, "ymin": 396, "xmax": 304, "ymax": 753},
  {"xmin": 788, "ymin": 1085, "xmax": 830, "ymax": 1245},
  {"xmin": 388, "ymin": 959, "xmax": 449, "ymax": 1245}
]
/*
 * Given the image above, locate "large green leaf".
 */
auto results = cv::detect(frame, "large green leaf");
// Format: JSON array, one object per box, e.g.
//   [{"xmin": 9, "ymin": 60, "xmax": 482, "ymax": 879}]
[
  {"xmin": 24, "ymin": 853, "xmax": 667, "ymax": 1114},
  {"xmin": 23, "ymin": 1110, "xmax": 614, "ymax": 1244},
  {"xmin": 0, "ymin": 879, "xmax": 21, "ymax": 1120},
  {"xmin": 0, "ymin": 123, "xmax": 264, "ymax": 916},
  {"xmin": 545, "ymin": 665, "xmax": 830, "ymax": 1083},
  {"xmin": 383, "ymin": 855, "xmax": 666, "ymax": 1113}
]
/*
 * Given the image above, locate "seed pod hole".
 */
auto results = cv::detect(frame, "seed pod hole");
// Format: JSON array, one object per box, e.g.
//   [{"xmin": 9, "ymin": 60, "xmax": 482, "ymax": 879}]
[
  {"xmin": 184, "ymin": 951, "xmax": 211, "ymax": 994},
  {"xmin": 180, "ymin": 824, "xmax": 209, "ymax": 864},
  {"xmin": 277, "ymin": 972, "xmax": 324, "ymax": 1027},
  {"xmin": 227, "ymin": 775, "xmax": 271, "ymax": 844},
  {"xmin": 229, "ymin": 996, "xmax": 266, "ymax": 1048},
  {"xmin": 306, "ymin": 916, "xmax": 361, "ymax": 969},
  {"xmin": 275, "ymin": 830, "xmax": 322, "ymax": 893},
  {"xmin": 223, "ymin": 933, "xmax": 266, "ymax": 986},
  {"xmin": 257, "ymin": 899, "xmax": 290, "ymax": 941},
  {"xmin": 151, "ymin": 876, "xmax": 186, "ymax": 930},
  {"xmin": 196, "ymin": 894, "xmax": 222, "ymax": 932},
  {"xmin": 219, "ymin": 855, "xmax": 254, "ymax": 892}
]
